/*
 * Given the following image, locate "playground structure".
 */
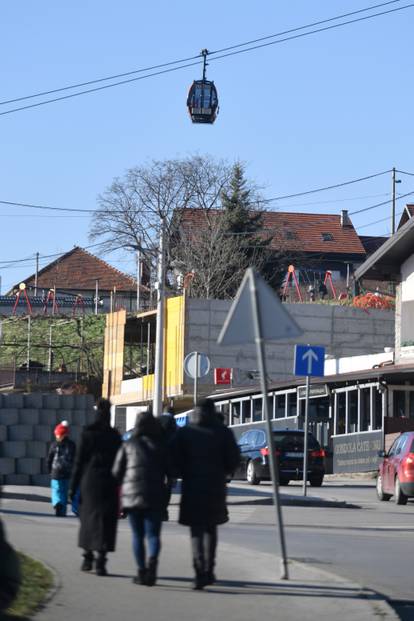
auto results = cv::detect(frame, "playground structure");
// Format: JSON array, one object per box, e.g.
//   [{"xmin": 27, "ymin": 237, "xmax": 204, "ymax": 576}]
[{"xmin": 282, "ymin": 265, "xmax": 349, "ymax": 303}]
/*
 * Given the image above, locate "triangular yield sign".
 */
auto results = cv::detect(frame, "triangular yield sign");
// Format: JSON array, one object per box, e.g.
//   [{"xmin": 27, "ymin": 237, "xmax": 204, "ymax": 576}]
[{"xmin": 218, "ymin": 269, "xmax": 302, "ymax": 345}]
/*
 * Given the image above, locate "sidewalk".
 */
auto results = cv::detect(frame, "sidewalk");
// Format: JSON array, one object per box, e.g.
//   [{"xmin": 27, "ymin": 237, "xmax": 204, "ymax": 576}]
[{"xmin": 1, "ymin": 485, "xmax": 396, "ymax": 620}]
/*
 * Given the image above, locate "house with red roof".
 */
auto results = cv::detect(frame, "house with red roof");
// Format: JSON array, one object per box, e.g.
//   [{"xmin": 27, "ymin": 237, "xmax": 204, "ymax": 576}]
[
  {"xmin": 7, "ymin": 246, "xmax": 149, "ymax": 313},
  {"xmin": 174, "ymin": 207, "xmax": 370, "ymax": 291}
]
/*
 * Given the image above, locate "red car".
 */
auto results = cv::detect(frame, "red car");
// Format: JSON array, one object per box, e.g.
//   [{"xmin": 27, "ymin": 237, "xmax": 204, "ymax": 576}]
[{"xmin": 376, "ymin": 431, "xmax": 414, "ymax": 505}]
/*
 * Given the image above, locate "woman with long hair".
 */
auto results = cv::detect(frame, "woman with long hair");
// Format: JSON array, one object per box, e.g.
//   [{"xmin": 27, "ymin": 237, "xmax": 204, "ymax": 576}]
[{"xmin": 69, "ymin": 398, "xmax": 121, "ymax": 576}]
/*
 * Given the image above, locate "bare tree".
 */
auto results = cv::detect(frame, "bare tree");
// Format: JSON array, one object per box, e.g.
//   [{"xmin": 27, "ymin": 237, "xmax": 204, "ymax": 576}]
[{"xmin": 90, "ymin": 155, "xmax": 280, "ymax": 299}]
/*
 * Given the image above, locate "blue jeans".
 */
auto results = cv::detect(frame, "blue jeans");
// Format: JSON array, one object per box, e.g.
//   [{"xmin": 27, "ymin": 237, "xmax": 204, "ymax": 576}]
[{"xmin": 128, "ymin": 510, "xmax": 162, "ymax": 570}]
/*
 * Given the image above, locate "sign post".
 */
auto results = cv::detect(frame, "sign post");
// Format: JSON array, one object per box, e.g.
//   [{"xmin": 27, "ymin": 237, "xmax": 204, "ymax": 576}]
[
  {"xmin": 183, "ymin": 351, "xmax": 211, "ymax": 405},
  {"xmin": 294, "ymin": 344, "xmax": 325, "ymax": 496},
  {"xmin": 218, "ymin": 269, "xmax": 302, "ymax": 580}
]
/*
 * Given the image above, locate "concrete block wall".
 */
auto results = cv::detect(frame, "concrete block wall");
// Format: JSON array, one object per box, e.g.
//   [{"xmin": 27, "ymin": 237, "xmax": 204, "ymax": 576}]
[
  {"xmin": 185, "ymin": 299, "xmax": 395, "ymax": 389},
  {"xmin": 0, "ymin": 393, "xmax": 95, "ymax": 486}
]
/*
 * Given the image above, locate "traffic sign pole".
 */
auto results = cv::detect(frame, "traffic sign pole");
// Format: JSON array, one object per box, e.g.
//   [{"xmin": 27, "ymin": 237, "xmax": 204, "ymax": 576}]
[
  {"xmin": 303, "ymin": 375, "xmax": 310, "ymax": 497},
  {"xmin": 249, "ymin": 272, "xmax": 289, "ymax": 580},
  {"xmin": 193, "ymin": 351, "xmax": 199, "ymax": 406}
]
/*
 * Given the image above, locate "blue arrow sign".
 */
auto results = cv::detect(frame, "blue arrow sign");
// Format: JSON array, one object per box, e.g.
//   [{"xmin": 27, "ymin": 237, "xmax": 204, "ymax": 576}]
[{"xmin": 294, "ymin": 344, "xmax": 325, "ymax": 377}]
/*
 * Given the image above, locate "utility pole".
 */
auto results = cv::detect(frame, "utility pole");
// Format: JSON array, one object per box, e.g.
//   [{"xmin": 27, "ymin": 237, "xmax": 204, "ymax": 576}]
[
  {"xmin": 95, "ymin": 279, "xmax": 99, "ymax": 315},
  {"xmin": 391, "ymin": 167, "xmax": 401, "ymax": 235},
  {"xmin": 34, "ymin": 252, "xmax": 39, "ymax": 296},
  {"xmin": 136, "ymin": 245, "xmax": 141, "ymax": 312},
  {"xmin": 153, "ymin": 219, "xmax": 165, "ymax": 417}
]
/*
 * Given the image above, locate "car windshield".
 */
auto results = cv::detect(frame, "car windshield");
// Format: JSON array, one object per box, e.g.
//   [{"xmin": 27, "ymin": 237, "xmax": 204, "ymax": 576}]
[{"xmin": 272, "ymin": 432, "xmax": 319, "ymax": 451}]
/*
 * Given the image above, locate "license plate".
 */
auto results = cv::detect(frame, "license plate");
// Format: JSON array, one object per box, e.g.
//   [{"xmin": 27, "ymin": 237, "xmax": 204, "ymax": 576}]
[{"xmin": 285, "ymin": 452, "xmax": 303, "ymax": 458}]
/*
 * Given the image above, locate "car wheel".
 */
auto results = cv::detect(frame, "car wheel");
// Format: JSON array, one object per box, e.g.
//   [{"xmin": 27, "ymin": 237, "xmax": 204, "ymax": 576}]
[
  {"xmin": 246, "ymin": 460, "xmax": 260, "ymax": 485},
  {"xmin": 376, "ymin": 474, "xmax": 391, "ymax": 501},
  {"xmin": 309, "ymin": 475, "xmax": 324, "ymax": 487},
  {"xmin": 394, "ymin": 477, "xmax": 408, "ymax": 505}
]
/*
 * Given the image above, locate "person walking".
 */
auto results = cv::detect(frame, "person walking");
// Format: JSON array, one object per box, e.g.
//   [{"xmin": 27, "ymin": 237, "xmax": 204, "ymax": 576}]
[
  {"xmin": 171, "ymin": 398, "xmax": 240, "ymax": 590},
  {"xmin": 112, "ymin": 410, "xmax": 172, "ymax": 587},
  {"xmin": 69, "ymin": 398, "xmax": 122, "ymax": 576},
  {"xmin": 47, "ymin": 421, "xmax": 76, "ymax": 517}
]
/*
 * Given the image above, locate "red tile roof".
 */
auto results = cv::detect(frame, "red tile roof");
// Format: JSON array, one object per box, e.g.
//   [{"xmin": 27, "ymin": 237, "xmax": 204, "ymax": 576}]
[
  {"xmin": 176, "ymin": 209, "xmax": 366, "ymax": 256},
  {"xmin": 13, "ymin": 247, "xmax": 139, "ymax": 293}
]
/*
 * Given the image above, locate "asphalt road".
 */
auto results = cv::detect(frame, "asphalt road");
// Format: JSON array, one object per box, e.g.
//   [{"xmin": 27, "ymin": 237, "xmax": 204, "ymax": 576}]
[
  {"xmin": 223, "ymin": 479, "xmax": 414, "ymax": 620},
  {"xmin": 1, "ymin": 479, "xmax": 412, "ymax": 620}
]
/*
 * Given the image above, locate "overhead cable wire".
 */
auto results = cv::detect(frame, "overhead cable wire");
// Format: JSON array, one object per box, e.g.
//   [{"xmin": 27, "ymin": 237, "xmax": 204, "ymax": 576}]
[
  {"xmin": 260, "ymin": 170, "xmax": 391, "ymax": 203},
  {"xmin": 349, "ymin": 190, "xmax": 414, "ymax": 215},
  {"xmin": 209, "ymin": 2, "xmax": 414, "ymax": 65},
  {"xmin": 0, "ymin": 0, "xmax": 402, "ymax": 109},
  {"xmin": 0, "ymin": 60, "xmax": 202, "ymax": 118},
  {"xmin": 1, "ymin": 2, "xmax": 413, "ymax": 117},
  {"xmin": 210, "ymin": 0, "xmax": 404, "ymax": 55},
  {"xmin": 396, "ymin": 169, "xmax": 414, "ymax": 177},
  {"xmin": 0, "ymin": 169, "xmax": 393, "ymax": 214}
]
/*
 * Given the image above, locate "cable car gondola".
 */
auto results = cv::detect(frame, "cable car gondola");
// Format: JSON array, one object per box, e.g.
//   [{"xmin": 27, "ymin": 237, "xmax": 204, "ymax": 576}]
[{"xmin": 187, "ymin": 49, "xmax": 218, "ymax": 124}]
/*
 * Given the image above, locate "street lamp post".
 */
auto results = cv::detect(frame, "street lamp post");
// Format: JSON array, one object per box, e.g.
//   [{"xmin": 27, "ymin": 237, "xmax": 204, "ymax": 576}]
[{"xmin": 152, "ymin": 219, "xmax": 165, "ymax": 417}]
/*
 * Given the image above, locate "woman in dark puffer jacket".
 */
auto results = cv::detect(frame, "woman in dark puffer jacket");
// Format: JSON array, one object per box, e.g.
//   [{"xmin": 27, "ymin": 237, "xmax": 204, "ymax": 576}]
[{"xmin": 112, "ymin": 410, "xmax": 171, "ymax": 586}]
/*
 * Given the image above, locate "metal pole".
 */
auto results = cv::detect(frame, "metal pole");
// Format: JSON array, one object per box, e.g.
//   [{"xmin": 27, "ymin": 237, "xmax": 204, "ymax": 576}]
[
  {"xmin": 27, "ymin": 315, "xmax": 31, "ymax": 371},
  {"xmin": 34, "ymin": 252, "xmax": 39, "ymax": 297},
  {"xmin": 95, "ymin": 279, "xmax": 99, "ymax": 315},
  {"xmin": 153, "ymin": 218, "xmax": 165, "ymax": 417},
  {"xmin": 147, "ymin": 322, "xmax": 151, "ymax": 374},
  {"xmin": 136, "ymin": 246, "xmax": 141, "ymax": 312},
  {"xmin": 392, "ymin": 167, "xmax": 396, "ymax": 235},
  {"xmin": 303, "ymin": 375, "xmax": 311, "ymax": 497},
  {"xmin": 48, "ymin": 324, "xmax": 53, "ymax": 373},
  {"xmin": 249, "ymin": 271, "xmax": 289, "ymax": 580},
  {"xmin": 193, "ymin": 351, "xmax": 199, "ymax": 406}
]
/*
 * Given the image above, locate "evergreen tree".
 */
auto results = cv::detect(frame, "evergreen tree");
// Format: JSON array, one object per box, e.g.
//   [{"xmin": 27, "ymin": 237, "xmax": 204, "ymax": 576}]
[{"xmin": 220, "ymin": 163, "xmax": 273, "ymax": 294}]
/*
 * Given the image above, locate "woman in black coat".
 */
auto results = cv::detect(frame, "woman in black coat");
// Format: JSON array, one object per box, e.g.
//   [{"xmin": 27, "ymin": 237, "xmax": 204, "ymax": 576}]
[
  {"xmin": 69, "ymin": 398, "xmax": 122, "ymax": 576},
  {"xmin": 171, "ymin": 398, "xmax": 240, "ymax": 589},
  {"xmin": 112, "ymin": 410, "xmax": 171, "ymax": 587}
]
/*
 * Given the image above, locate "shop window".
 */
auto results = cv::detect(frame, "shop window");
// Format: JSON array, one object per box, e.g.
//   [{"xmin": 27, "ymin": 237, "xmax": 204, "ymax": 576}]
[
  {"xmin": 274, "ymin": 394, "xmax": 285, "ymax": 418},
  {"xmin": 393, "ymin": 391, "xmax": 406, "ymax": 418},
  {"xmin": 231, "ymin": 401, "xmax": 241, "ymax": 426},
  {"xmin": 374, "ymin": 389, "xmax": 383, "ymax": 430},
  {"xmin": 242, "ymin": 400, "xmax": 252, "ymax": 424},
  {"xmin": 360, "ymin": 388, "xmax": 370, "ymax": 432},
  {"xmin": 409, "ymin": 392, "xmax": 414, "ymax": 419},
  {"xmin": 347, "ymin": 390, "xmax": 358, "ymax": 433},
  {"xmin": 287, "ymin": 392, "xmax": 297, "ymax": 418},
  {"xmin": 221, "ymin": 403, "xmax": 230, "ymax": 426},
  {"xmin": 252, "ymin": 398, "xmax": 263, "ymax": 422},
  {"xmin": 336, "ymin": 392, "xmax": 346, "ymax": 434}
]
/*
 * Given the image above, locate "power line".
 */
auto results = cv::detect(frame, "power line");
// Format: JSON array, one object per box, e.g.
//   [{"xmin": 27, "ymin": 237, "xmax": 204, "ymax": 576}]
[
  {"xmin": 1, "ymin": 2, "xmax": 413, "ymax": 117},
  {"xmin": 0, "ymin": 1, "xmax": 401, "ymax": 109},
  {"xmin": 396, "ymin": 169, "xmax": 414, "ymax": 177},
  {"xmin": 349, "ymin": 190, "xmax": 414, "ymax": 215},
  {"xmin": 261, "ymin": 170, "xmax": 391, "ymax": 203},
  {"xmin": 0, "ymin": 169, "xmax": 392, "ymax": 214}
]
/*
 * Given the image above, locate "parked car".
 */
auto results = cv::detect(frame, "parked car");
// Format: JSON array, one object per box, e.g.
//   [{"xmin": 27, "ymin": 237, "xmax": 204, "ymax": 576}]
[
  {"xmin": 233, "ymin": 429, "xmax": 325, "ymax": 487},
  {"xmin": 376, "ymin": 431, "xmax": 414, "ymax": 505}
]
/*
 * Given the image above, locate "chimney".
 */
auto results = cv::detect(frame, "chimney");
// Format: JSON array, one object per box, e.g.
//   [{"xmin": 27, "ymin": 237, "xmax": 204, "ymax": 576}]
[{"xmin": 340, "ymin": 209, "xmax": 352, "ymax": 227}]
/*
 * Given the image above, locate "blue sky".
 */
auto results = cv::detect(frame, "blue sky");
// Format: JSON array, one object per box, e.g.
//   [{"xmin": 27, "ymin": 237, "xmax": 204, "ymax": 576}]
[{"xmin": 1, "ymin": 1, "xmax": 413, "ymax": 292}]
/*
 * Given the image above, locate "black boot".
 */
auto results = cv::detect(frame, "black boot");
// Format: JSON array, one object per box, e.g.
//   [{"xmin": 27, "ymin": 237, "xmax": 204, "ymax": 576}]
[
  {"xmin": 132, "ymin": 569, "xmax": 147, "ymax": 585},
  {"xmin": 205, "ymin": 569, "xmax": 216, "ymax": 585},
  {"xmin": 146, "ymin": 557, "xmax": 158, "ymax": 587},
  {"xmin": 95, "ymin": 552, "xmax": 107, "ymax": 576},
  {"xmin": 81, "ymin": 551, "xmax": 94, "ymax": 572},
  {"xmin": 193, "ymin": 560, "xmax": 208, "ymax": 590},
  {"xmin": 54, "ymin": 503, "xmax": 63, "ymax": 517}
]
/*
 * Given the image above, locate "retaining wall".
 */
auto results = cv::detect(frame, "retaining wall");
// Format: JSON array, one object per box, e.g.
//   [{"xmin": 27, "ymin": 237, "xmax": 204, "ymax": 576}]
[{"xmin": 0, "ymin": 392, "xmax": 95, "ymax": 486}]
